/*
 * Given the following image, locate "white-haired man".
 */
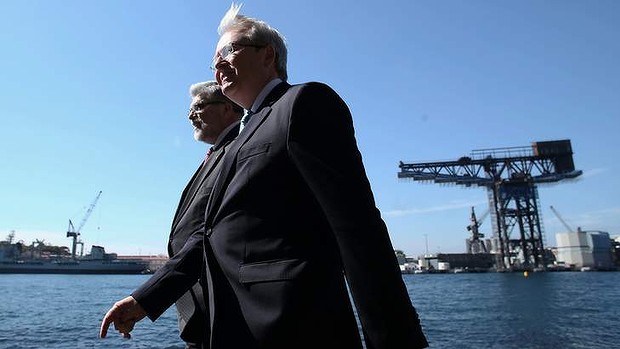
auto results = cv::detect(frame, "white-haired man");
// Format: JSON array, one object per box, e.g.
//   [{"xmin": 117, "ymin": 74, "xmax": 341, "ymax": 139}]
[
  {"xmin": 206, "ymin": 4, "xmax": 427, "ymax": 349},
  {"xmin": 102, "ymin": 4, "xmax": 428, "ymax": 348},
  {"xmin": 100, "ymin": 81, "xmax": 242, "ymax": 349}
]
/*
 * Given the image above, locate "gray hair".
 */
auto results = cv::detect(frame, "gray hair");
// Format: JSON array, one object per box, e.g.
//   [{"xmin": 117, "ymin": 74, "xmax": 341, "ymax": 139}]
[
  {"xmin": 189, "ymin": 81, "xmax": 243, "ymax": 113},
  {"xmin": 218, "ymin": 3, "xmax": 288, "ymax": 81}
]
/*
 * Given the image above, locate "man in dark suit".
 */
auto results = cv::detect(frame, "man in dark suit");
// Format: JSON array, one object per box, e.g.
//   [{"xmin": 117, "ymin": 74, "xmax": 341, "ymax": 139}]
[
  {"xmin": 198, "ymin": 4, "xmax": 428, "ymax": 349},
  {"xmin": 99, "ymin": 81, "xmax": 241, "ymax": 348},
  {"xmin": 101, "ymin": 5, "xmax": 428, "ymax": 348}
]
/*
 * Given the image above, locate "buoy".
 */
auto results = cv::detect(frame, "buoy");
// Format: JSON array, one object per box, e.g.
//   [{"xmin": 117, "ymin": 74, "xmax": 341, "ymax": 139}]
[{"xmin": 523, "ymin": 271, "xmax": 529, "ymax": 278}]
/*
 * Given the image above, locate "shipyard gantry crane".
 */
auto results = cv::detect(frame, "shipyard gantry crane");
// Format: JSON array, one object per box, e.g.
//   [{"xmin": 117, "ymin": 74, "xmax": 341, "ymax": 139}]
[{"xmin": 398, "ymin": 140, "xmax": 582, "ymax": 270}]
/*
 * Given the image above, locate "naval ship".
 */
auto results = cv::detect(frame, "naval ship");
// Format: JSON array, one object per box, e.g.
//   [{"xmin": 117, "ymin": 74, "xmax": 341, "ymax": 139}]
[
  {"xmin": 0, "ymin": 191, "xmax": 150, "ymax": 274},
  {"xmin": 0, "ymin": 234, "xmax": 150, "ymax": 275}
]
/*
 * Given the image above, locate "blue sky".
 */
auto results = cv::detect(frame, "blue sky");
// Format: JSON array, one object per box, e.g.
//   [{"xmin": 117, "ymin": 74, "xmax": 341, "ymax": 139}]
[{"xmin": 1, "ymin": 0, "xmax": 618, "ymax": 256}]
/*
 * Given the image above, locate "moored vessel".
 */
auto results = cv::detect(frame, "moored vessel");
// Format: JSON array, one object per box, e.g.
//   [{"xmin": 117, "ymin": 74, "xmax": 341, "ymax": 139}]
[{"xmin": 0, "ymin": 242, "xmax": 150, "ymax": 274}]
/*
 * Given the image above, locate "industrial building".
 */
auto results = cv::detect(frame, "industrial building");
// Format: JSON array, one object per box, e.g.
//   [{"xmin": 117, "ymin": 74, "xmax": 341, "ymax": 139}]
[
  {"xmin": 555, "ymin": 229, "xmax": 614, "ymax": 270},
  {"xmin": 420, "ymin": 253, "xmax": 494, "ymax": 272}
]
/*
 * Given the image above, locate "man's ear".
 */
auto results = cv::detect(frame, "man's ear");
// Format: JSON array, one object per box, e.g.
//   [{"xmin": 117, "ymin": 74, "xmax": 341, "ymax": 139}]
[
  {"xmin": 263, "ymin": 45, "xmax": 276, "ymax": 68},
  {"xmin": 224, "ymin": 103, "xmax": 242, "ymax": 121}
]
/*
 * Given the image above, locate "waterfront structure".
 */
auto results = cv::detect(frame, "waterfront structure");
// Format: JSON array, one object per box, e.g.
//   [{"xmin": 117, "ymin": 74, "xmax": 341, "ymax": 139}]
[
  {"xmin": 556, "ymin": 229, "xmax": 614, "ymax": 270},
  {"xmin": 465, "ymin": 207, "xmax": 489, "ymax": 254},
  {"xmin": 418, "ymin": 253, "xmax": 494, "ymax": 272},
  {"xmin": 0, "ymin": 238, "xmax": 150, "ymax": 274},
  {"xmin": 0, "ymin": 192, "xmax": 150, "ymax": 274},
  {"xmin": 117, "ymin": 254, "xmax": 168, "ymax": 272},
  {"xmin": 613, "ymin": 236, "xmax": 620, "ymax": 266},
  {"xmin": 399, "ymin": 139, "xmax": 581, "ymax": 270}
]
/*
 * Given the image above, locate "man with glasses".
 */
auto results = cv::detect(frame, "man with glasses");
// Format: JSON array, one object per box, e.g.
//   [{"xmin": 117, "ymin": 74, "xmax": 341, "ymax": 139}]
[
  {"xmin": 201, "ymin": 4, "xmax": 427, "ymax": 349},
  {"xmin": 99, "ymin": 81, "xmax": 242, "ymax": 349}
]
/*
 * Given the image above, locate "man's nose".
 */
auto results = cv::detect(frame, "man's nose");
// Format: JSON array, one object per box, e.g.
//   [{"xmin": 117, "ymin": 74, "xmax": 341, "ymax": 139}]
[{"xmin": 213, "ymin": 56, "xmax": 230, "ymax": 71}]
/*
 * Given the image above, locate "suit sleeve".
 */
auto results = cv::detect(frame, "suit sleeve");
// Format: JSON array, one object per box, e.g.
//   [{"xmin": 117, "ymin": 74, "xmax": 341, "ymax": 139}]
[
  {"xmin": 287, "ymin": 82, "xmax": 428, "ymax": 349},
  {"xmin": 131, "ymin": 231, "xmax": 203, "ymax": 321}
]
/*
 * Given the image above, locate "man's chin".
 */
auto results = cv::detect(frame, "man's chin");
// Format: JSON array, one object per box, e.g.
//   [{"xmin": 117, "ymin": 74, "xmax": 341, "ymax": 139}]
[{"xmin": 221, "ymin": 82, "xmax": 239, "ymax": 100}]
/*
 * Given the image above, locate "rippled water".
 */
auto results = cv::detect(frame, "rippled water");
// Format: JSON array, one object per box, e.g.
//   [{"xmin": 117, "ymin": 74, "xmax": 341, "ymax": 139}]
[
  {"xmin": 0, "ymin": 275, "xmax": 182, "ymax": 349},
  {"xmin": 406, "ymin": 272, "xmax": 620, "ymax": 348},
  {"xmin": 0, "ymin": 272, "xmax": 618, "ymax": 348}
]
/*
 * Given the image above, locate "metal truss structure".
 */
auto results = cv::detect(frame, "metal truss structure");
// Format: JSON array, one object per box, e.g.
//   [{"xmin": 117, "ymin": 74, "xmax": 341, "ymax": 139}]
[{"xmin": 398, "ymin": 140, "xmax": 582, "ymax": 270}]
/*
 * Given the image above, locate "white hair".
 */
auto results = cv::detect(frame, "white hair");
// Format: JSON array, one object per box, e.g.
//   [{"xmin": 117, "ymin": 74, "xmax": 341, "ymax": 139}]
[
  {"xmin": 189, "ymin": 80, "xmax": 219, "ymax": 98},
  {"xmin": 218, "ymin": 3, "xmax": 243, "ymax": 36},
  {"xmin": 216, "ymin": 3, "xmax": 288, "ymax": 81},
  {"xmin": 189, "ymin": 81, "xmax": 243, "ymax": 113}
]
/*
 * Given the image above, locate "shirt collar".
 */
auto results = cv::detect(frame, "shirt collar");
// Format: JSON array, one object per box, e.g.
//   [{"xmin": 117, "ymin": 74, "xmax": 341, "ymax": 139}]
[{"xmin": 249, "ymin": 78, "xmax": 283, "ymax": 113}]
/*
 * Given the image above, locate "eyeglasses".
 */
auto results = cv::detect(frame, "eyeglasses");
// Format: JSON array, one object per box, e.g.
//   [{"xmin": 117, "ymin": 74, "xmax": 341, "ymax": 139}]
[
  {"xmin": 210, "ymin": 42, "xmax": 266, "ymax": 71},
  {"xmin": 189, "ymin": 101, "xmax": 225, "ymax": 115}
]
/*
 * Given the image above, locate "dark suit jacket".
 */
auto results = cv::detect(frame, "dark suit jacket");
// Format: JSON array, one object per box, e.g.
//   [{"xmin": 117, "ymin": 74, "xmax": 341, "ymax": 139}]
[
  {"xmin": 132, "ymin": 122, "xmax": 239, "ymax": 345},
  {"xmin": 201, "ymin": 82, "xmax": 428, "ymax": 349}
]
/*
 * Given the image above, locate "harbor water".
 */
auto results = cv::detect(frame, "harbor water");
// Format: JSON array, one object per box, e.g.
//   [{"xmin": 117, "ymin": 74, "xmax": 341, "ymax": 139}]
[{"xmin": 0, "ymin": 272, "xmax": 618, "ymax": 348}]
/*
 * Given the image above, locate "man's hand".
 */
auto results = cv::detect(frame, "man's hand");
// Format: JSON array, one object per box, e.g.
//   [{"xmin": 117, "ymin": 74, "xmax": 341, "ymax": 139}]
[{"xmin": 99, "ymin": 296, "xmax": 147, "ymax": 338}]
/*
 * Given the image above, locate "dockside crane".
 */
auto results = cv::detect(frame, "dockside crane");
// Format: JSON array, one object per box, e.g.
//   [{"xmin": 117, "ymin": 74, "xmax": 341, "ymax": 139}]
[
  {"xmin": 398, "ymin": 139, "xmax": 582, "ymax": 270},
  {"xmin": 466, "ymin": 207, "xmax": 489, "ymax": 254},
  {"xmin": 66, "ymin": 191, "xmax": 102, "ymax": 258},
  {"xmin": 549, "ymin": 205, "xmax": 578, "ymax": 233}
]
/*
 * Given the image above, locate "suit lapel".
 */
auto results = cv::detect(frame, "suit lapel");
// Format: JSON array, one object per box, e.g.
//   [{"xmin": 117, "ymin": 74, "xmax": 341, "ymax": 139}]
[
  {"xmin": 175, "ymin": 155, "xmax": 219, "ymax": 227},
  {"xmin": 170, "ymin": 162, "xmax": 205, "ymax": 233},
  {"xmin": 205, "ymin": 82, "xmax": 291, "ymax": 227},
  {"xmin": 204, "ymin": 107, "xmax": 270, "ymax": 227},
  {"xmin": 172, "ymin": 140, "xmax": 228, "ymax": 234}
]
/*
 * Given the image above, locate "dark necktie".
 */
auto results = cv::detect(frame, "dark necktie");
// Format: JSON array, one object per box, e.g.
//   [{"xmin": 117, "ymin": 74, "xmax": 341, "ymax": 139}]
[{"xmin": 239, "ymin": 109, "xmax": 254, "ymax": 134}]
